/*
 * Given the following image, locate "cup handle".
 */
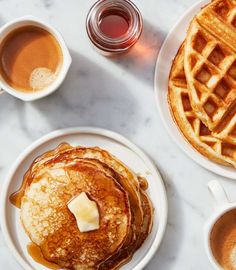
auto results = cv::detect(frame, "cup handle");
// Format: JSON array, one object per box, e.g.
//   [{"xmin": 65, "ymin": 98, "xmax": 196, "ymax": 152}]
[{"xmin": 208, "ymin": 180, "xmax": 229, "ymax": 209}]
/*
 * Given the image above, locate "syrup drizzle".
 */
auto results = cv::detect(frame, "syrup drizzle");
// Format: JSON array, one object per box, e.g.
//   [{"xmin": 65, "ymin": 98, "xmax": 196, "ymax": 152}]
[
  {"xmin": 10, "ymin": 144, "xmax": 73, "ymax": 268},
  {"xmin": 10, "ymin": 171, "xmax": 31, "ymax": 208},
  {"xmin": 27, "ymin": 242, "xmax": 60, "ymax": 269},
  {"xmin": 10, "ymin": 143, "xmax": 72, "ymax": 208}
]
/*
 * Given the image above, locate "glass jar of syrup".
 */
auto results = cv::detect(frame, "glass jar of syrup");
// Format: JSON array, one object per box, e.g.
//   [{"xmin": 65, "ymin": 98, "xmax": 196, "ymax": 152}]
[{"xmin": 86, "ymin": 0, "xmax": 143, "ymax": 56}]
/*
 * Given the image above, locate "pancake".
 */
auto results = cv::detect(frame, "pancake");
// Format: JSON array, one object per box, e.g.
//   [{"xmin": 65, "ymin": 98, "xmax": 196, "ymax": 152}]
[
  {"xmin": 48, "ymin": 145, "xmax": 144, "ymax": 233},
  {"xmin": 42, "ymin": 145, "xmax": 147, "ymax": 266},
  {"xmin": 99, "ymin": 189, "xmax": 153, "ymax": 270},
  {"xmin": 37, "ymin": 144, "xmax": 145, "ymax": 268},
  {"xmin": 21, "ymin": 160, "xmax": 131, "ymax": 270},
  {"xmin": 11, "ymin": 143, "xmax": 154, "ymax": 270},
  {"xmin": 30, "ymin": 145, "xmax": 144, "ymax": 254},
  {"xmin": 136, "ymin": 189, "xmax": 154, "ymax": 249}
]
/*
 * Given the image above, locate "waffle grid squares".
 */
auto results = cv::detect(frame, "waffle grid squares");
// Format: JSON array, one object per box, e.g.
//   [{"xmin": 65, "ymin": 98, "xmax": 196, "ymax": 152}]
[
  {"xmin": 169, "ymin": 39, "xmax": 236, "ymax": 167},
  {"xmin": 179, "ymin": 82, "xmax": 236, "ymax": 162},
  {"xmin": 185, "ymin": 11, "xmax": 236, "ymax": 143}
]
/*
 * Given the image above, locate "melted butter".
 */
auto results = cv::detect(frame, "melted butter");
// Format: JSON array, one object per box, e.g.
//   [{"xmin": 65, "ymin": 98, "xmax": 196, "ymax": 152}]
[
  {"xmin": 27, "ymin": 242, "xmax": 60, "ymax": 269},
  {"xmin": 68, "ymin": 192, "xmax": 100, "ymax": 232}
]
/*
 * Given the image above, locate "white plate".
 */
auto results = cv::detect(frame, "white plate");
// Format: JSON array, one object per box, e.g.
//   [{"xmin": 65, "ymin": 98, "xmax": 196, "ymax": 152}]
[
  {"xmin": 154, "ymin": 0, "xmax": 236, "ymax": 179},
  {"xmin": 0, "ymin": 127, "xmax": 168, "ymax": 270}
]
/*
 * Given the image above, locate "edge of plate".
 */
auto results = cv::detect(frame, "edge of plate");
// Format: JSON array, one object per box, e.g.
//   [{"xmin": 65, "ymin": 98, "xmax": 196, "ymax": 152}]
[
  {"xmin": 154, "ymin": 0, "xmax": 236, "ymax": 179},
  {"xmin": 0, "ymin": 127, "xmax": 168, "ymax": 270}
]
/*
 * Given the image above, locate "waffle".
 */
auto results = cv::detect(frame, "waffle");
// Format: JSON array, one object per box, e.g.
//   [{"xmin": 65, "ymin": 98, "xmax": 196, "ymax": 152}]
[
  {"xmin": 184, "ymin": 0, "xmax": 236, "ymax": 144},
  {"xmin": 169, "ymin": 43, "xmax": 236, "ymax": 167}
]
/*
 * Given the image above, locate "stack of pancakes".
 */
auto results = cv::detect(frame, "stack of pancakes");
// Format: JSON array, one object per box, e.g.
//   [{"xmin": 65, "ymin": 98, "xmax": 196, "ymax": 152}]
[
  {"xmin": 16, "ymin": 143, "xmax": 153, "ymax": 270},
  {"xmin": 168, "ymin": 0, "xmax": 236, "ymax": 167}
]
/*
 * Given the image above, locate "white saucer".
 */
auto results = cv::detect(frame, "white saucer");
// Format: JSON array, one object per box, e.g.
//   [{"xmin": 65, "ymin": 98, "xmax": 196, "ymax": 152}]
[
  {"xmin": 154, "ymin": 0, "xmax": 236, "ymax": 179},
  {"xmin": 0, "ymin": 127, "xmax": 168, "ymax": 270}
]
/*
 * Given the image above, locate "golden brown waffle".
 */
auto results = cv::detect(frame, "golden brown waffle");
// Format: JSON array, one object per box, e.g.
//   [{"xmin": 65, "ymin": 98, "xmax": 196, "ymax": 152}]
[
  {"xmin": 184, "ymin": 0, "xmax": 236, "ymax": 144},
  {"xmin": 169, "ymin": 43, "xmax": 236, "ymax": 167}
]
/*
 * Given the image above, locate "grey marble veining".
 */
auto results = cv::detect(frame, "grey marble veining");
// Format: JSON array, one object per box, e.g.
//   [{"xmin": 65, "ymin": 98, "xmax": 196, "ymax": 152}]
[{"xmin": 0, "ymin": 1, "xmax": 233, "ymax": 270}]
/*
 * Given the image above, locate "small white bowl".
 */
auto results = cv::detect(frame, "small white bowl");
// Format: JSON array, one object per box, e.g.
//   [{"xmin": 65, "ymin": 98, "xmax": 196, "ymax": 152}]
[{"xmin": 0, "ymin": 15, "xmax": 72, "ymax": 101}]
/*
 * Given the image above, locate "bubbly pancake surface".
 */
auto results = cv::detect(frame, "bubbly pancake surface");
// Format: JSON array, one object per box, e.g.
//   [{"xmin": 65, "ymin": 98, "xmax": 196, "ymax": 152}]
[
  {"xmin": 21, "ymin": 160, "xmax": 131, "ymax": 269},
  {"xmin": 43, "ymin": 145, "xmax": 148, "ymax": 268},
  {"xmin": 11, "ymin": 144, "xmax": 153, "ymax": 270}
]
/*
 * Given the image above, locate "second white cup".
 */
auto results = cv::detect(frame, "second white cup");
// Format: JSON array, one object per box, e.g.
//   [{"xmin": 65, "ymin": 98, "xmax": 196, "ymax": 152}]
[{"xmin": 205, "ymin": 180, "xmax": 236, "ymax": 270}]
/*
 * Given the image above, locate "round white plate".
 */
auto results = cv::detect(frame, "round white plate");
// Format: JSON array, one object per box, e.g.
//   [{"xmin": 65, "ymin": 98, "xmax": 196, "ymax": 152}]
[
  {"xmin": 0, "ymin": 127, "xmax": 168, "ymax": 270},
  {"xmin": 154, "ymin": 0, "xmax": 236, "ymax": 179}
]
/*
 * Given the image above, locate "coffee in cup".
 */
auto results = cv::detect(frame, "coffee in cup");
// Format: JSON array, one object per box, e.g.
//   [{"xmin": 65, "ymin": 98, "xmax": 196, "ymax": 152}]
[
  {"xmin": 0, "ymin": 25, "xmax": 63, "ymax": 92},
  {"xmin": 210, "ymin": 209, "xmax": 236, "ymax": 270},
  {"xmin": 0, "ymin": 16, "xmax": 71, "ymax": 101},
  {"xmin": 205, "ymin": 180, "xmax": 236, "ymax": 270}
]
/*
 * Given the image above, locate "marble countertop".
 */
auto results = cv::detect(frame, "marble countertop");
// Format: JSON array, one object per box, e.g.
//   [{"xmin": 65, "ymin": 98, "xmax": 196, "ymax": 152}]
[{"xmin": 1, "ymin": 0, "xmax": 236, "ymax": 269}]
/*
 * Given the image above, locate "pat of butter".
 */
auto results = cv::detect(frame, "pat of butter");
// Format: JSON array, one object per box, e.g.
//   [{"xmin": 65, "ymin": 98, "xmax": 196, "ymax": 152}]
[{"xmin": 68, "ymin": 192, "xmax": 99, "ymax": 232}]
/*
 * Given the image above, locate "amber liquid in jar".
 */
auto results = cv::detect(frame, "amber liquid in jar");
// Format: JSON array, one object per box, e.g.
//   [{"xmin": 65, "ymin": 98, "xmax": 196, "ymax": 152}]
[
  {"xmin": 99, "ymin": 14, "xmax": 129, "ymax": 39},
  {"xmin": 86, "ymin": 0, "xmax": 143, "ymax": 55}
]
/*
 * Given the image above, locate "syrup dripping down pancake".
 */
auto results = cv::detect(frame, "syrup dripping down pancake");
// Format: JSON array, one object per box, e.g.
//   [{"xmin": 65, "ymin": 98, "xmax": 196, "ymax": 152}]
[
  {"xmin": 11, "ymin": 144, "xmax": 153, "ymax": 270},
  {"xmin": 21, "ymin": 160, "xmax": 131, "ymax": 269}
]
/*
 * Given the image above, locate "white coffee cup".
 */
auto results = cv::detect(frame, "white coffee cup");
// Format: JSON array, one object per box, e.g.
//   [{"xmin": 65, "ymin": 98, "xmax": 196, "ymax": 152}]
[
  {"xmin": 0, "ymin": 15, "xmax": 72, "ymax": 101},
  {"xmin": 205, "ymin": 180, "xmax": 236, "ymax": 270}
]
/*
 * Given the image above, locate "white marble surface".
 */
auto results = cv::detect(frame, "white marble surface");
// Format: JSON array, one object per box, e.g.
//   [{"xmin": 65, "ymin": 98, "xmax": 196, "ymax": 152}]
[{"xmin": 0, "ymin": 0, "xmax": 236, "ymax": 269}]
